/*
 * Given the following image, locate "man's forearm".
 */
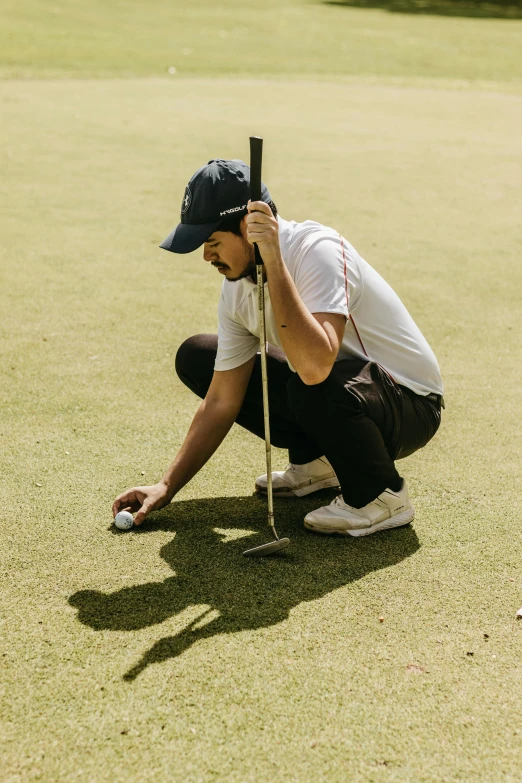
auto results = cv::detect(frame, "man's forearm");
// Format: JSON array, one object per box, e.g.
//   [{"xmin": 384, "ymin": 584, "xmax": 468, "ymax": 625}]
[
  {"xmin": 267, "ymin": 260, "xmax": 338, "ymax": 384},
  {"xmin": 160, "ymin": 398, "xmax": 237, "ymax": 498}
]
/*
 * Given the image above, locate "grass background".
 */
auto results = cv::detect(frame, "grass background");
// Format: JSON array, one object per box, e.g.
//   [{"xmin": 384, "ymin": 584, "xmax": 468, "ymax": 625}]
[
  {"xmin": 2, "ymin": 0, "xmax": 522, "ymax": 83},
  {"xmin": 1, "ymin": 2, "xmax": 522, "ymax": 782}
]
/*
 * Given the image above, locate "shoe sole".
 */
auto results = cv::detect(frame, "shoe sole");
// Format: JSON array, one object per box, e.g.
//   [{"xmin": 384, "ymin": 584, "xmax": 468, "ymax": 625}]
[
  {"xmin": 255, "ymin": 476, "xmax": 340, "ymax": 498},
  {"xmin": 304, "ymin": 507, "xmax": 415, "ymax": 536}
]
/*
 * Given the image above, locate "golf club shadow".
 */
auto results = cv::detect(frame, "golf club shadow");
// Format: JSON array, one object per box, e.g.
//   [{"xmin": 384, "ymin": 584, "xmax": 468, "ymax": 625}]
[{"xmin": 69, "ymin": 493, "xmax": 419, "ymax": 681}]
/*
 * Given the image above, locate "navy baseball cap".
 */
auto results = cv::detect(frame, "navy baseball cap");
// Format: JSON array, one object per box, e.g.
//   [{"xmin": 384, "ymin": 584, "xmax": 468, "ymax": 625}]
[{"xmin": 160, "ymin": 159, "xmax": 271, "ymax": 254}]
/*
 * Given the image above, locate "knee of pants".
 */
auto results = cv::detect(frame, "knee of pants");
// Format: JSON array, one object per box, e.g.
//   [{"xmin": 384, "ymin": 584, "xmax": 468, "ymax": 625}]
[
  {"xmin": 175, "ymin": 334, "xmax": 216, "ymax": 394},
  {"xmin": 287, "ymin": 371, "xmax": 331, "ymax": 412},
  {"xmin": 287, "ymin": 371, "xmax": 361, "ymax": 423}
]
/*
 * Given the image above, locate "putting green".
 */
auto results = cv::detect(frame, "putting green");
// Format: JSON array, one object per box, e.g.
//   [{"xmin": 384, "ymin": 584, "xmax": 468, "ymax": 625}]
[{"xmin": 1, "ymin": 75, "xmax": 521, "ymax": 782}]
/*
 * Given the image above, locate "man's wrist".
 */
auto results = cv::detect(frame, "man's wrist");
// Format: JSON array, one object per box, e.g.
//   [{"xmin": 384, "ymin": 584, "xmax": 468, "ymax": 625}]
[
  {"xmin": 263, "ymin": 249, "xmax": 285, "ymax": 274},
  {"xmin": 159, "ymin": 478, "xmax": 176, "ymax": 501}
]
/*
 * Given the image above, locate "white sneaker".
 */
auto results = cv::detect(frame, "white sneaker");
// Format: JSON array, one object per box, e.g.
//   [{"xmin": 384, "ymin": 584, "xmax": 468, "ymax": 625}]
[
  {"xmin": 304, "ymin": 480, "xmax": 414, "ymax": 537},
  {"xmin": 255, "ymin": 457, "xmax": 339, "ymax": 498}
]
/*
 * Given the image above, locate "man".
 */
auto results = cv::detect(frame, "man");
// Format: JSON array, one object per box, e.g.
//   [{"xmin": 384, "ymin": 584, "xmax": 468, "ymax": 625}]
[{"xmin": 113, "ymin": 158, "xmax": 443, "ymax": 536}]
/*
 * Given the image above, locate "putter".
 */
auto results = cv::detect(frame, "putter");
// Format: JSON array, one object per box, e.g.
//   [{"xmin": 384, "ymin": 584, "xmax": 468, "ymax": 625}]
[{"xmin": 243, "ymin": 136, "xmax": 291, "ymax": 558}]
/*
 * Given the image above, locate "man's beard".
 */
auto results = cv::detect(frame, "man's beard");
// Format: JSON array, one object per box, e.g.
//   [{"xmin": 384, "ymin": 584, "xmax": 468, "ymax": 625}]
[
  {"xmin": 225, "ymin": 258, "xmax": 257, "ymax": 283},
  {"xmin": 214, "ymin": 241, "xmax": 257, "ymax": 283}
]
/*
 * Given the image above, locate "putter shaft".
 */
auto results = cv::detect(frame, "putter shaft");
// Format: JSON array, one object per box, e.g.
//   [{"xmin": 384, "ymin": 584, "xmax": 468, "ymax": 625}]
[
  {"xmin": 243, "ymin": 136, "xmax": 290, "ymax": 557},
  {"xmin": 257, "ymin": 262, "xmax": 279, "ymax": 540}
]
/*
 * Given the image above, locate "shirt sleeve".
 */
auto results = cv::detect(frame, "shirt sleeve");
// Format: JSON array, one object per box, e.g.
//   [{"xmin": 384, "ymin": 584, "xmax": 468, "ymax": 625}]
[
  {"xmin": 214, "ymin": 292, "xmax": 259, "ymax": 371},
  {"xmin": 293, "ymin": 234, "xmax": 352, "ymax": 317}
]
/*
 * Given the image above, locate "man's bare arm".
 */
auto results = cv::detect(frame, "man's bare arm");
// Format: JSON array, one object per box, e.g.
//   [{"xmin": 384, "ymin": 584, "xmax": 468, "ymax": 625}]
[
  {"xmin": 266, "ymin": 260, "xmax": 346, "ymax": 385},
  {"xmin": 246, "ymin": 201, "xmax": 345, "ymax": 385},
  {"xmin": 160, "ymin": 357, "xmax": 256, "ymax": 498},
  {"xmin": 112, "ymin": 356, "xmax": 256, "ymax": 525}
]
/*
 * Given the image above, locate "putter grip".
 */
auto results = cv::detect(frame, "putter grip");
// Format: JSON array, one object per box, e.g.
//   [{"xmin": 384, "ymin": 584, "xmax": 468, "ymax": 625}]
[{"xmin": 249, "ymin": 136, "xmax": 264, "ymax": 266}]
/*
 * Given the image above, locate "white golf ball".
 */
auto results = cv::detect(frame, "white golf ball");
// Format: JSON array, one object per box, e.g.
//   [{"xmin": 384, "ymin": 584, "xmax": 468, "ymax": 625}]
[{"xmin": 114, "ymin": 511, "xmax": 134, "ymax": 531}]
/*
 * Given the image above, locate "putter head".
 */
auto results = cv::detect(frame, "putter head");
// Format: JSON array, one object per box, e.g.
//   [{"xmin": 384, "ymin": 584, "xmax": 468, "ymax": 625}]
[{"xmin": 243, "ymin": 537, "xmax": 291, "ymax": 558}]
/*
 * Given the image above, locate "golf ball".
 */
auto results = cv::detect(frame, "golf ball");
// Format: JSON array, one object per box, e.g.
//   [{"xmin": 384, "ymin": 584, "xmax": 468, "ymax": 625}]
[{"xmin": 114, "ymin": 511, "xmax": 134, "ymax": 531}]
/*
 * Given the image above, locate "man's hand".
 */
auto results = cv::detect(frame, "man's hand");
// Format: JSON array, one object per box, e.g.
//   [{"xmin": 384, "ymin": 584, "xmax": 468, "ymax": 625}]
[
  {"xmin": 246, "ymin": 200, "xmax": 282, "ymax": 269},
  {"xmin": 112, "ymin": 482, "xmax": 172, "ymax": 527}
]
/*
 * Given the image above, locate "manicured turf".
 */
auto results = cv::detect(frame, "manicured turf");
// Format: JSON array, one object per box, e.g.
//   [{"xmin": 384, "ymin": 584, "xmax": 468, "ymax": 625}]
[
  {"xmin": 1, "ymin": 3, "xmax": 522, "ymax": 782},
  {"xmin": 2, "ymin": 0, "xmax": 522, "ymax": 83}
]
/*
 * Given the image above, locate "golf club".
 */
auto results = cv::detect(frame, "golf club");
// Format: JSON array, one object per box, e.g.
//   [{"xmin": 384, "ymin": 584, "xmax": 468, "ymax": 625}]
[{"xmin": 243, "ymin": 136, "xmax": 291, "ymax": 558}]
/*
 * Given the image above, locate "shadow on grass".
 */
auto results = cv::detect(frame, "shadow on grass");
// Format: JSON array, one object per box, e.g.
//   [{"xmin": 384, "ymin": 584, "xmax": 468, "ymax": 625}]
[
  {"xmin": 322, "ymin": 0, "xmax": 522, "ymax": 19},
  {"xmin": 69, "ymin": 493, "xmax": 419, "ymax": 681}
]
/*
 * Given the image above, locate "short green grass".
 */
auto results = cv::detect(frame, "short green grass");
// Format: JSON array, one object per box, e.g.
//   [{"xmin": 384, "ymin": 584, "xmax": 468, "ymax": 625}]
[
  {"xmin": 1, "ymin": 3, "xmax": 522, "ymax": 782},
  {"xmin": 2, "ymin": 0, "xmax": 522, "ymax": 84}
]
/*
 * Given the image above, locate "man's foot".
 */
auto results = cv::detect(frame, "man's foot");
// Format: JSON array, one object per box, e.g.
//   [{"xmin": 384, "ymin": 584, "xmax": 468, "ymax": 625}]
[
  {"xmin": 304, "ymin": 480, "xmax": 414, "ymax": 536},
  {"xmin": 255, "ymin": 457, "xmax": 339, "ymax": 498}
]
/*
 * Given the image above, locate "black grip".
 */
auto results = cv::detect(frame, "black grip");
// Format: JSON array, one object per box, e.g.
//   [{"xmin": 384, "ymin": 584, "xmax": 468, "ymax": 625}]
[
  {"xmin": 249, "ymin": 136, "xmax": 263, "ymax": 202},
  {"xmin": 249, "ymin": 136, "xmax": 264, "ymax": 266}
]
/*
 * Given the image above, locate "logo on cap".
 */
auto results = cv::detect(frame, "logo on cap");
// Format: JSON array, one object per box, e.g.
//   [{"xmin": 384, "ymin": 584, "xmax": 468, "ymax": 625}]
[
  {"xmin": 219, "ymin": 204, "xmax": 247, "ymax": 217},
  {"xmin": 181, "ymin": 187, "xmax": 192, "ymax": 215}
]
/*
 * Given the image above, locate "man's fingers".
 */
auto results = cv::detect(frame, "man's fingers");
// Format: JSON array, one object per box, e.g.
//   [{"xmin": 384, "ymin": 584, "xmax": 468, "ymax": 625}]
[
  {"xmin": 247, "ymin": 199, "xmax": 271, "ymax": 216},
  {"xmin": 112, "ymin": 489, "xmax": 142, "ymax": 517},
  {"xmin": 246, "ymin": 211, "xmax": 272, "ymax": 226},
  {"xmin": 133, "ymin": 499, "xmax": 152, "ymax": 527},
  {"xmin": 112, "ymin": 484, "xmax": 169, "ymax": 527},
  {"xmin": 247, "ymin": 227, "xmax": 276, "ymax": 246},
  {"xmin": 113, "ymin": 493, "xmax": 133, "ymax": 517},
  {"xmin": 247, "ymin": 226, "xmax": 271, "ymax": 239}
]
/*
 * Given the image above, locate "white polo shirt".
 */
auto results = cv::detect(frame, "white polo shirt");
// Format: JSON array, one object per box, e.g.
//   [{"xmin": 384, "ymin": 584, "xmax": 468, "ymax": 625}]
[{"xmin": 215, "ymin": 217, "xmax": 443, "ymax": 397}]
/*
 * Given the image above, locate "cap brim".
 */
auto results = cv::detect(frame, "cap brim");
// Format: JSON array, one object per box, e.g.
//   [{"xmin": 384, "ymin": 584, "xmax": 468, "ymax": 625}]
[{"xmin": 159, "ymin": 220, "xmax": 221, "ymax": 254}]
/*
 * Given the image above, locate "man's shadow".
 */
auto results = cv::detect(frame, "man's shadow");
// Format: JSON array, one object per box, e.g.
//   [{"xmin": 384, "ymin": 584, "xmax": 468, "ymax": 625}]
[{"xmin": 69, "ymin": 493, "xmax": 419, "ymax": 681}]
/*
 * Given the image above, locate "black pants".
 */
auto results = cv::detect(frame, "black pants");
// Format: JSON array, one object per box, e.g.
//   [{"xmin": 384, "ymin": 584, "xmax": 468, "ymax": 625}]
[{"xmin": 175, "ymin": 334, "xmax": 442, "ymax": 508}]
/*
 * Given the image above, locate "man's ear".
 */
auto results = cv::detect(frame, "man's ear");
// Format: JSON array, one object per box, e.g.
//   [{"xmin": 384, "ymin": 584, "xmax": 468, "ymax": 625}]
[{"xmin": 240, "ymin": 214, "xmax": 249, "ymax": 240}]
